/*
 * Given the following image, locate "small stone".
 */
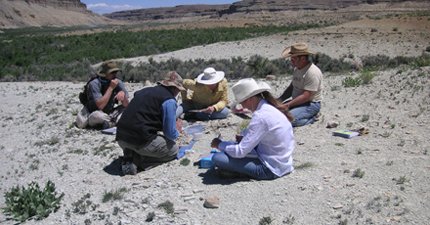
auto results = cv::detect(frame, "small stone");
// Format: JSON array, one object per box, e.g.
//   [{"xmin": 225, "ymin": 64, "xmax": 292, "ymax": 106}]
[
  {"xmin": 346, "ymin": 183, "xmax": 355, "ymax": 187},
  {"xmin": 391, "ymin": 216, "xmax": 401, "ymax": 222},
  {"xmin": 193, "ymin": 189, "xmax": 204, "ymax": 194},
  {"xmin": 266, "ymin": 75, "xmax": 276, "ymax": 80},
  {"xmin": 326, "ymin": 121, "xmax": 339, "ymax": 128},
  {"xmin": 333, "ymin": 203, "xmax": 343, "ymax": 209},
  {"xmin": 184, "ymin": 196, "xmax": 195, "ymax": 201},
  {"xmin": 174, "ymin": 208, "xmax": 188, "ymax": 214},
  {"xmin": 406, "ymin": 130, "xmax": 416, "ymax": 134},
  {"xmin": 105, "ymin": 143, "xmax": 115, "ymax": 148},
  {"xmin": 98, "ymin": 207, "xmax": 108, "ymax": 213},
  {"xmin": 141, "ymin": 183, "xmax": 151, "ymax": 188},
  {"xmin": 204, "ymin": 196, "xmax": 220, "ymax": 208},
  {"xmin": 181, "ymin": 193, "xmax": 193, "ymax": 197}
]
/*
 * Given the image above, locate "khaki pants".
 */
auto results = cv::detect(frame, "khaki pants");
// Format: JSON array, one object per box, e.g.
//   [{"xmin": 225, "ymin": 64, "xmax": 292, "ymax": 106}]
[
  {"xmin": 117, "ymin": 135, "xmax": 179, "ymax": 170},
  {"xmin": 88, "ymin": 106, "xmax": 125, "ymax": 127}
]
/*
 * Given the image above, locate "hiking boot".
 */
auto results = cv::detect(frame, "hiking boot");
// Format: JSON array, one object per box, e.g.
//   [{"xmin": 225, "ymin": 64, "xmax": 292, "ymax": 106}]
[
  {"xmin": 102, "ymin": 121, "xmax": 115, "ymax": 129},
  {"xmin": 122, "ymin": 161, "xmax": 137, "ymax": 175}
]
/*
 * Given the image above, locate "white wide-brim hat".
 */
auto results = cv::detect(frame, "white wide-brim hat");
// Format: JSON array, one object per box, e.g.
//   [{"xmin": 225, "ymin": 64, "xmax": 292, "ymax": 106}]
[
  {"xmin": 196, "ymin": 67, "xmax": 225, "ymax": 85},
  {"xmin": 230, "ymin": 78, "xmax": 271, "ymax": 108}
]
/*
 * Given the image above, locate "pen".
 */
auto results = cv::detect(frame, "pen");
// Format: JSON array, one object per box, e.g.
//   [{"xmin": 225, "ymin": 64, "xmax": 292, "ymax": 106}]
[
  {"xmin": 218, "ymin": 134, "xmax": 222, "ymax": 140},
  {"xmin": 240, "ymin": 128, "xmax": 245, "ymax": 135}
]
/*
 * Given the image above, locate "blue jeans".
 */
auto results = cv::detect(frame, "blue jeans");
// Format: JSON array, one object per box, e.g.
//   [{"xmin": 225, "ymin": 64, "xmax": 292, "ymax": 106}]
[
  {"xmin": 211, "ymin": 152, "xmax": 278, "ymax": 180},
  {"xmin": 289, "ymin": 101, "xmax": 321, "ymax": 127},
  {"xmin": 176, "ymin": 101, "xmax": 229, "ymax": 120}
]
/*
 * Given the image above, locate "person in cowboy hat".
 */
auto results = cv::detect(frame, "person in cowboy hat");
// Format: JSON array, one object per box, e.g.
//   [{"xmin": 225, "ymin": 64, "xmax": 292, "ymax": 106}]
[
  {"xmin": 278, "ymin": 42, "xmax": 323, "ymax": 127},
  {"xmin": 176, "ymin": 67, "xmax": 229, "ymax": 120},
  {"xmin": 85, "ymin": 60, "xmax": 129, "ymax": 129},
  {"xmin": 210, "ymin": 78, "xmax": 295, "ymax": 180},
  {"xmin": 116, "ymin": 71, "xmax": 186, "ymax": 175}
]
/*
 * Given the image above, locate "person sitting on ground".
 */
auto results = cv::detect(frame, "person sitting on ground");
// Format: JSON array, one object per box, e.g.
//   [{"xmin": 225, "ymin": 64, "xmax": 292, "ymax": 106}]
[
  {"xmin": 84, "ymin": 60, "xmax": 129, "ymax": 129},
  {"xmin": 176, "ymin": 67, "xmax": 229, "ymax": 120},
  {"xmin": 210, "ymin": 78, "xmax": 295, "ymax": 180},
  {"xmin": 116, "ymin": 71, "xmax": 185, "ymax": 175},
  {"xmin": 278, "ymin": 42, "xmax": 323, "ymax": 127}
]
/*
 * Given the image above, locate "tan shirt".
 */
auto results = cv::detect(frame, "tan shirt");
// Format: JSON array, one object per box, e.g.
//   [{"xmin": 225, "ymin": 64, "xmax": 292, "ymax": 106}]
[
  {"xmin": 292, "ymin": 63, "xmax": 323, "ymax": 102},
  {"xmin": 181, "ymin": 78, "xmax": 229, "ymax": 111}
]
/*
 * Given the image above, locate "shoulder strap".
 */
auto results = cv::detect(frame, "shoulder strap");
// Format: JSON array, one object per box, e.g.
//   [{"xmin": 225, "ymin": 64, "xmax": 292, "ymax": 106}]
[{"xmin": 83, "ymin": 75, "xmax": 99, "ymax": 94}]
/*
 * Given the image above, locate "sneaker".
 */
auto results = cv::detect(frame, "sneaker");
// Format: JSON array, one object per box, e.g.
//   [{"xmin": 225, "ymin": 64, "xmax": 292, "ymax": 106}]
[
  {"xmin": 102, "ymin": 121, "xmax": 115, "ymax": 129},
  {"xmin": 122, "ymin": 161, "xmax": 137, "ymax": 175}
]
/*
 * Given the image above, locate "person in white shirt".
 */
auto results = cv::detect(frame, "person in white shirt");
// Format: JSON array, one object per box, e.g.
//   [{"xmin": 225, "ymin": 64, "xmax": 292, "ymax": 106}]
[{"xmin": 210, "ymin": 78, "xmax": 295, "ymax": 180}]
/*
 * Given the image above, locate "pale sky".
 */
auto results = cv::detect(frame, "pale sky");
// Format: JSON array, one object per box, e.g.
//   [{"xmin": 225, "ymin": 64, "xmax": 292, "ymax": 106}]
[{"xmin": 81, "ymin": 0, "xmax": 238, "ymax": 15}]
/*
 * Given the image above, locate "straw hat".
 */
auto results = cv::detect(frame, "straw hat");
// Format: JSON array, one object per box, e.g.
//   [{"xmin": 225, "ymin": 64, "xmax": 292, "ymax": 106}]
[
  {"xmin": 282, "ymin": 42, "xmax": 316, "ymax": 58},
  {"xmin": 157, "ymin": 71, "xmax": 186, "ymax": 91},
  {"xmin": 196, "ymin": 67, "xmax": 225, "ymax": 85},
  {"xmin": 98, "ymin": 60, "xmax": 122, "ymax": 77},
  {"xmin": 230, "ymin": 78, "xmax": 271, "ymax": 108}
]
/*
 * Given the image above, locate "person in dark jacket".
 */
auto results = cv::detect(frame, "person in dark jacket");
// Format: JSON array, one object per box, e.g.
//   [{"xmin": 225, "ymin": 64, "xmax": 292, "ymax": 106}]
[{"xmin": 116, "ymin": 71, "xmax": 185, "ymax": 175}]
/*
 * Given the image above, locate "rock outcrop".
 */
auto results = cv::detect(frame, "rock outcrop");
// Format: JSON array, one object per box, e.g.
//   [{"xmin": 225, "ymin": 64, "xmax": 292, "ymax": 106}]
[
  {"xmin": 0, "ymin": 0, "xmax": 111, "ymax": 28},
  {"xmin": 104, "ymin": 4, "xmax": 230, "ymax": 21},
  {"xmin": 103, "ymin": 0, "xmax": 429, "ymax": 22}
]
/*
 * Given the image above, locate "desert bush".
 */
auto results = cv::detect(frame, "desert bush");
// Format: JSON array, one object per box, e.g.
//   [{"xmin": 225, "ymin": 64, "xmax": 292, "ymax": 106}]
[
  {"xmin": 360, "ymin": 71, "xmax": 376, "ymax": 84},
  {"xmin": 352, "ymin": 169, "xmax": 365, "ymax": 178},
  {"xmin": 1, "ymin": 24, "xmax": 429, "ymax": 82},
  {"xmin": 3, "ymin": 180, "xmax": 64, "ymax": 222},
  {"xmin": 361, "ymin": 54, "xmax": 390, "ymax": 68},
  {"xmin": 102, "ymin": 187, "xmax": 127, "ymax": 202},
  {"xmin": 157, "ymin": 201, "xmax": 174, "ymax": 214},
  {"xmin": 312, "ymin": 53, "xmax": 356, "ymax": 73},
  {"xmin": 0, "ymin": 24, "xmax": 322, "ymax": 81},
  {"xmin": 342, "ymin": 76, "xmax": 362, "ymax": 87}
]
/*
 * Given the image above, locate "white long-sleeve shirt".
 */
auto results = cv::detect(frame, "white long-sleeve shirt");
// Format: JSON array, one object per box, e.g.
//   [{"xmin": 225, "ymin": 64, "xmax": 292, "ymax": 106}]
[{"xmin": 219, "ymin": 99, "xmax": 295, "ymax": 177}]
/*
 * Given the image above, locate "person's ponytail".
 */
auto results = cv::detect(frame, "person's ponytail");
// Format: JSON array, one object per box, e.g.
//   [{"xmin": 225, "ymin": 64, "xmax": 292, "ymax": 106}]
[{"xmin": 261, "ymin": 91, "xmax": 295, "ymax": 122}]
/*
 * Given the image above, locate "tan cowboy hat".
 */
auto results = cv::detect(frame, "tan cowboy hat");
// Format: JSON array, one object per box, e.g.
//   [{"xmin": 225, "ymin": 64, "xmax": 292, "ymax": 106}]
[
  {"xmin": 282, "ymin": 42, "xmax": 316, "ymax": 58},
  {"xmin": 196, "ymin": 67, "xmax": 225, "ymax": 85},
  {"xmin": 230, "ymin": 78, "xmax": 271, "ymax": 108},
  {"xmin": 157, "ymin": 71, "xmax": 186, "ymax": 91},
  {"xmin": 98, "ymin": 60, "xmax": 122, "ymax": 77}
]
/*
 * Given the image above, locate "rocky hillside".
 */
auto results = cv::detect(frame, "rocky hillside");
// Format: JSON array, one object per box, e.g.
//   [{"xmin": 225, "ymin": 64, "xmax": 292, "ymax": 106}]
[{"xmin": 0, "ymin": 0, "xmax": 111, "ymax": 28}]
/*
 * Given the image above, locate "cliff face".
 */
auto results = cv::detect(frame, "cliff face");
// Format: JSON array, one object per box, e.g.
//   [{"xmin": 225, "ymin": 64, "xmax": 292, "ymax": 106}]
[
  {"xmin": 0, "ymin": 0, "xmax": 111, "ymax": 28},
  {"xmin": 105, "ymin": 4, "xmax": 230, "ymax": 21},
  {"xmin": 104, "ymin": 0, "xmax": 430, "ymax": 22}
]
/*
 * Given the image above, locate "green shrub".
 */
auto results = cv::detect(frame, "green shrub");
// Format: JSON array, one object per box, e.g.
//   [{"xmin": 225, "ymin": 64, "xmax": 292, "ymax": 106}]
[
  {"xmin": 352, "ymin": 169, "xmax": 365, "ymax": 178},
  {"xmin": 360, "ymin": 71, "xmax": 376, "ymax": 84},
  {"xmin": 3, "ymin": 180, "xmax": 64, "ymax": 222},
  {"xmin": 157, "ymin": 201, "xmax": 174, "ymax": 214},
  {"xmin": 259, "ymin": 216, "xmax": 273, "ymax": 225},
  {"xmin": 180, "ymin": 158, "xmax": 190, "ymax": 166},
  {"xmin": 342, "ymin": 76, "xmax": 362, "ymax": 87}
]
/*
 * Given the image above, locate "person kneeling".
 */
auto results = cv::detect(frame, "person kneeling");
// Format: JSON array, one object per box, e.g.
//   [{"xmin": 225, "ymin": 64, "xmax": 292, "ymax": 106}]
[{"xmin": 116, "ymin": 72, "xmax": 185, "ymax": 175}]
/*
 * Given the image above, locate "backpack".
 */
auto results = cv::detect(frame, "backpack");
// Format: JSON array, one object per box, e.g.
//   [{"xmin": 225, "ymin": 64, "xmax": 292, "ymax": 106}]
[{"xmin": 79, "ymin": 75, "xmax": 98, "ymax": 106}]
